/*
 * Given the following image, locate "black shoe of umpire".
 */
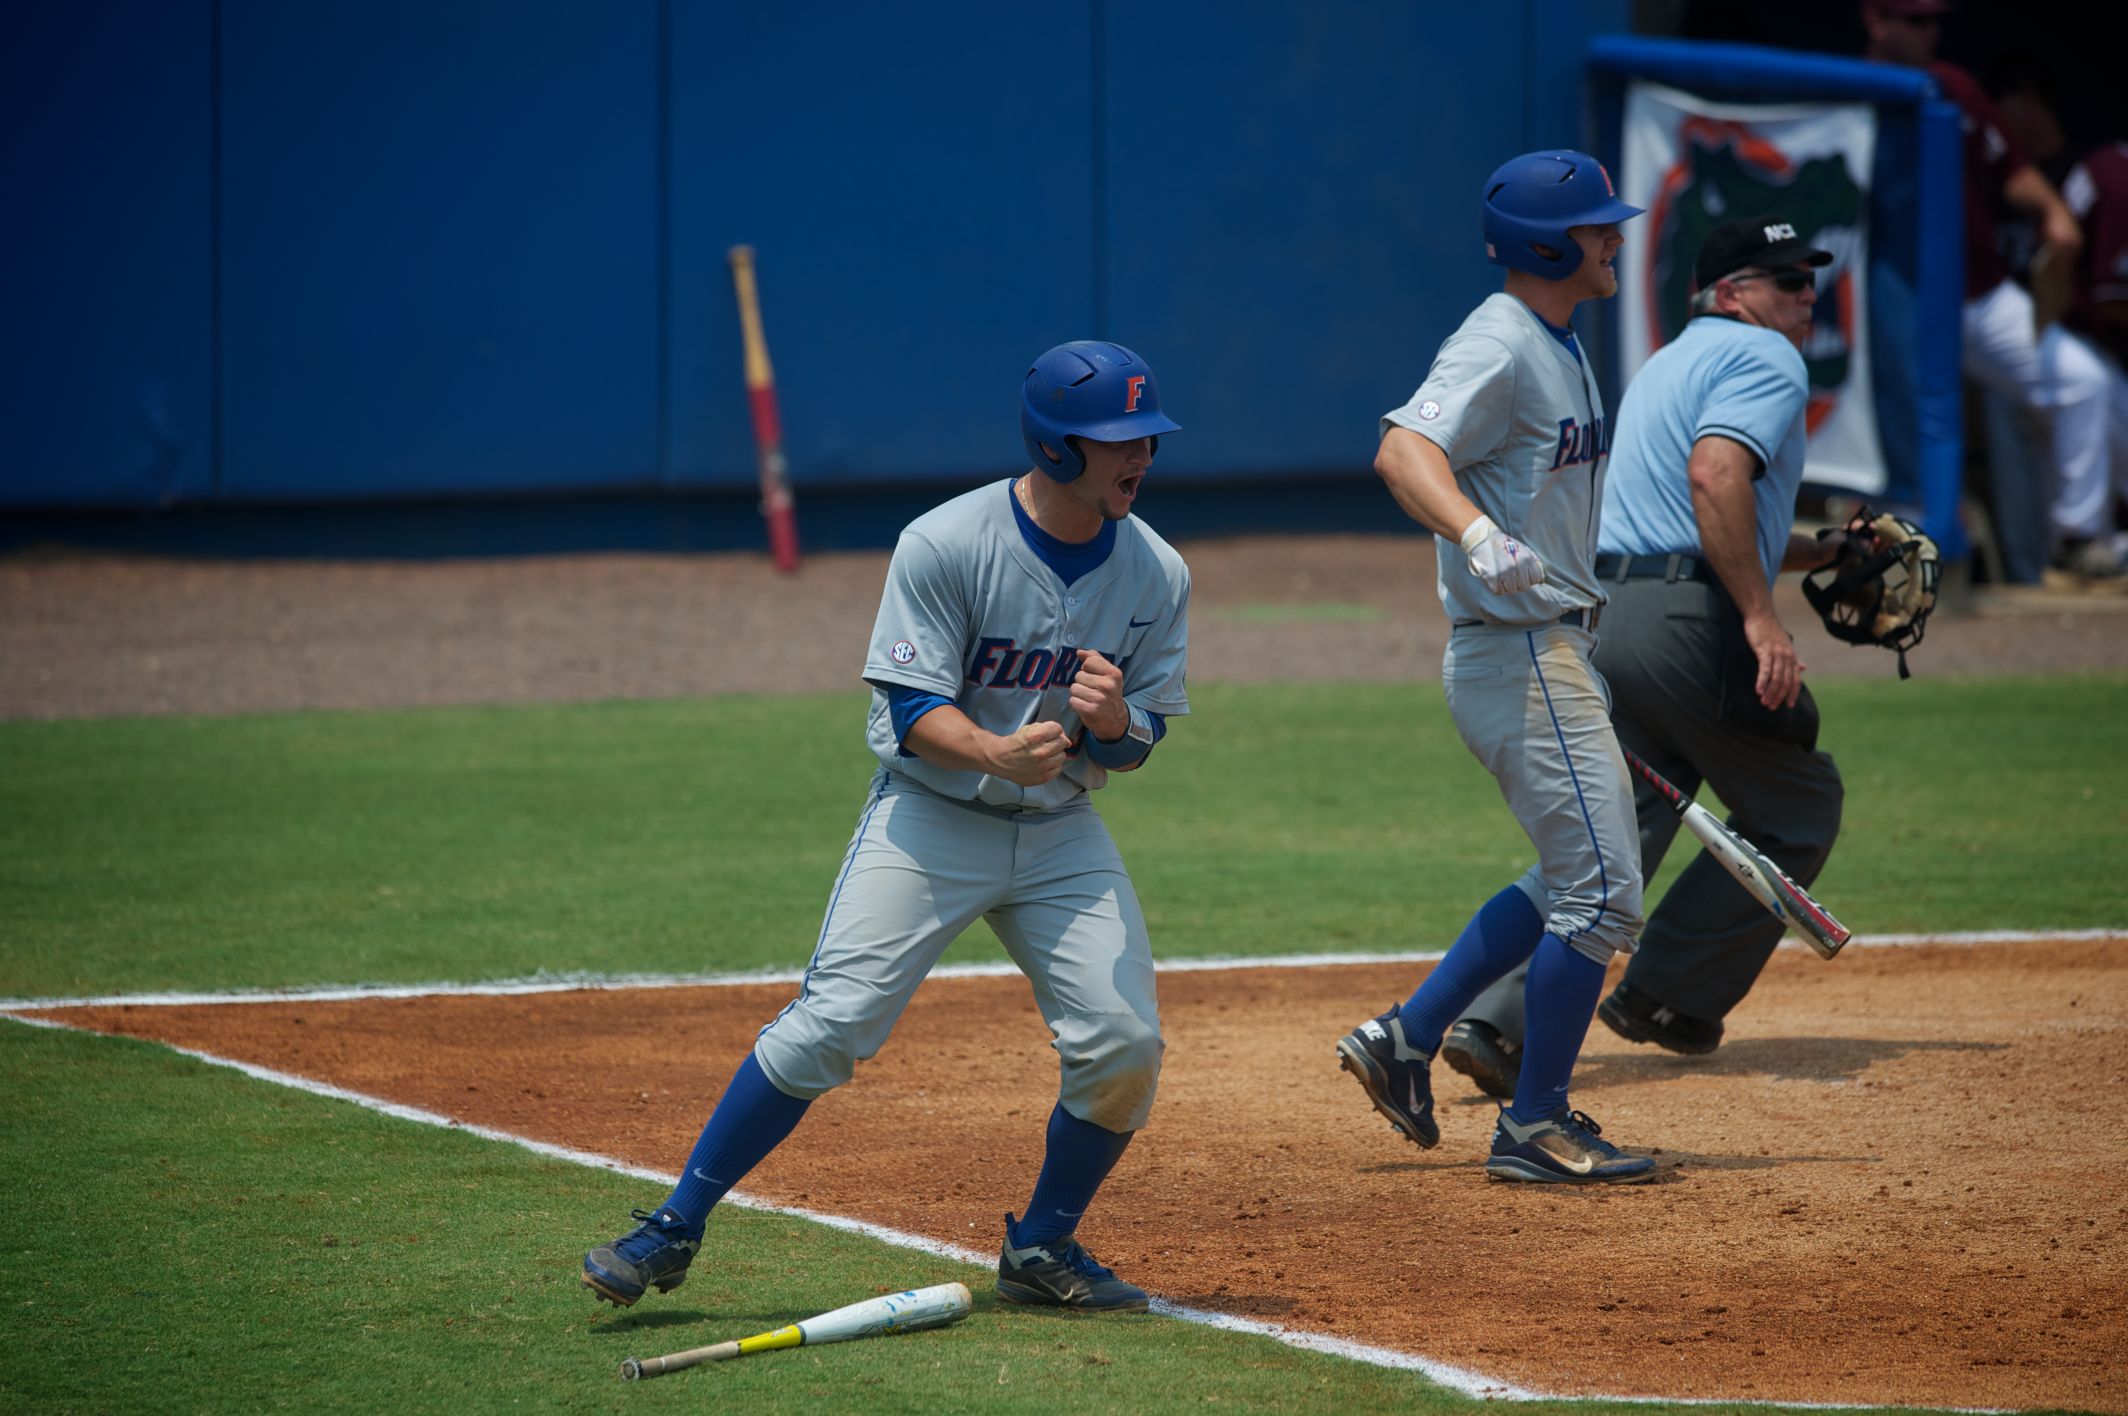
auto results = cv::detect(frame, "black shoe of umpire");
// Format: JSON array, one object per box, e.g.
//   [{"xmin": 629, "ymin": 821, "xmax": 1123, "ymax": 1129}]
[
  {"xmin": 1440, "ymin": 1019, "xmax": 1521, "ymax": 1101},
  {"xmin": 1597, "ymin": 983, "xmax": 1724, "ymax": 1055}
]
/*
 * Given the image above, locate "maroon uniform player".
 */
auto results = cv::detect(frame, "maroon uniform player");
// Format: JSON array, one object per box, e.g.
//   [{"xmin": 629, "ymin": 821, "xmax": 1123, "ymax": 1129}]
[{"xmin": 1861, "ymin": 0, "xmax": 2120, "ymax": 584}]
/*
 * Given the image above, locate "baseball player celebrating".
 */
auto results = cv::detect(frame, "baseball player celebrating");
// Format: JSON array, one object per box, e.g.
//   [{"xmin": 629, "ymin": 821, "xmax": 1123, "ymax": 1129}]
[
  {"xmin": 1335, "ymin": 150, "xmax": 1656, "ymax": 1184},
  {"xmin": 581, "ymin": 340, "xmax": 1190, "ymax": 1312}
]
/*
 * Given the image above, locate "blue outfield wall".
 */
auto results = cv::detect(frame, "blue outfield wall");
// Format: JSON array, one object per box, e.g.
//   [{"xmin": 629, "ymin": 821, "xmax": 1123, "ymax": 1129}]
[
  {"xmin": 3, "ymin": 0, "xmax": 1631, "ymax": 529},
  {"xmin": 661, "ymin": 6, "xmax": 1099, "ymax": 491},
  {"xmin": 1, "ymin": 1, "xmax": 216, "ymax": 510},
  {"xmin": 217, "ymin": 2, "xmax": 664, "ymax": 502}
]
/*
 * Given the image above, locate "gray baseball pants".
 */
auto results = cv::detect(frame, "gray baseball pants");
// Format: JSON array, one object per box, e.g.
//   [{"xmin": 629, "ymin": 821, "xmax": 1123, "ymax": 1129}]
[
  {"xmin": 1457, "ymin": 571, "xmax": 1843, "ymax": 1035},
  {"xmin": 754, "ymin": 770, "xmax": 1163, "ymax": 1134}
]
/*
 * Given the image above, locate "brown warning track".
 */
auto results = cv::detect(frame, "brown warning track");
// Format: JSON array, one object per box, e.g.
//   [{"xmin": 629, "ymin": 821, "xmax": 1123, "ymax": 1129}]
[{"xmin": 25, "ymin": 938, "xmax": 2128, "ymax": 1411}]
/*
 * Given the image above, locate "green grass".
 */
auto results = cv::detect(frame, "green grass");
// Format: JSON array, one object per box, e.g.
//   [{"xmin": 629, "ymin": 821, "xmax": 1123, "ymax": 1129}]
[
  {"xmin": 0, "ymin": 1021, "xmax": 1946, "ymax": 1416},
  {"xmin": 3, "ymin": 676, "xmax": 2124, "ymax": 999},
  {"xmin": 6, "ymin": 678, "xmax": 2109, "ymax": 1412}
]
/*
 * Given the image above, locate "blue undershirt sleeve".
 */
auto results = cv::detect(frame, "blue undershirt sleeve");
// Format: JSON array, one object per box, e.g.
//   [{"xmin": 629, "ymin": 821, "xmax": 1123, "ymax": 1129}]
[{"xmin": 884, "ymin": 683, "xmax": 956, "ymax": 757}]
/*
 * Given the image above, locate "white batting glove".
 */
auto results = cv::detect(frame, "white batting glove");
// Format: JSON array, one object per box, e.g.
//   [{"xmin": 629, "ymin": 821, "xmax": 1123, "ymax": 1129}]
[{"xmin": 1460, "ymin": 515, "xmax": 1547, "ymax": 594}]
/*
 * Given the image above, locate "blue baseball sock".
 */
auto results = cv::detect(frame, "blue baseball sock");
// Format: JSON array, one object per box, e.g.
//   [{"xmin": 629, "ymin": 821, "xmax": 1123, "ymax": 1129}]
[
  {"xmin": 1507, "ymin": 933, "xmax": 1607, "ymax": 1123},
  {"xmin": 1010, "ymin": 1103, "xmax": 1134, "ymax": 1248},
  {"xmin": 1396, "ymin": 884, "xmax": 1546, "ymax": 1052},
  {"xmin": 660, "ymin": 1052, "xmax": 812, "ymax": 1231}
]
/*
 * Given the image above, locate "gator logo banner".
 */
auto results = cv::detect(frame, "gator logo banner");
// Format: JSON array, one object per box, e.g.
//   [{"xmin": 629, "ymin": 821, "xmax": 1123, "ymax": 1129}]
[{"xmin": 1619, "ymin": 80, "xmax": 1884, "ymax": 494}]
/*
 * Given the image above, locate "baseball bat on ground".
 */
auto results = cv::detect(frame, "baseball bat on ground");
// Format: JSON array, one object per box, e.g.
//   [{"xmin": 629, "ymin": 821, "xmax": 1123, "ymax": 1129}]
[
  {"xmin": 1621, "ymin": 747, "xmax": 1853, "ymax": 961},
  {"xmin": 727, "ymin": 244, "xmax": 802, "ymax": 573},
  {"xmin": 618, "ymin": 1281, "xmax": 972, "ymax": 1381}
]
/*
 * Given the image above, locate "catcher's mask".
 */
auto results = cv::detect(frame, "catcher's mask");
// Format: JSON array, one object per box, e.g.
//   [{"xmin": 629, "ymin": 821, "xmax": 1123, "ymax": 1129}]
[{"xmin": 1802, "ymin": 507, "xmax": 1941, "ymax": 679}]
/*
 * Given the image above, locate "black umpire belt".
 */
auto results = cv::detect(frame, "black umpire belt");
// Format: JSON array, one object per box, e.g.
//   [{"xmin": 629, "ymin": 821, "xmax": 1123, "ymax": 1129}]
[{"xmin": 1595, "ymin": 552, "xmax": 1713, "ymax": 584}]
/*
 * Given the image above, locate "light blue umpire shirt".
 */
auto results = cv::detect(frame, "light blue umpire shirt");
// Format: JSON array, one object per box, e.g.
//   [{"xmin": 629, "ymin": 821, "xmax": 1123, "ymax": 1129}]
[{"xmin": 1597, "ymin": 315, "xmax": 1811, "ymax": 588}]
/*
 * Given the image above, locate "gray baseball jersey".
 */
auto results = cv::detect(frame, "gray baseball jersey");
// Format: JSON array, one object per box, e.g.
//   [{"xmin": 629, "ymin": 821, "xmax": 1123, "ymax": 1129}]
[
  {"xmin": 1382, "ymin": 292, "xmax": 1611, "ymax": 626},
  {"xmin": 1382, "ymin": 293, "xmax": 1641, "ymax": 961},
  {"xmin": 861, "ymin": 479, "xmax": 1191, "ymax": 810},
  {"xmin": 752, "ymin": 478, "xmax": 1188, "ymax": 1133}
]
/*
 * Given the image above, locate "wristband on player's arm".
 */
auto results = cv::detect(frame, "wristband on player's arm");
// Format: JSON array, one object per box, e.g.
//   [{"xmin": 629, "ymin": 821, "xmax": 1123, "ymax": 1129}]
[{"xmin": 1081, "ymin": 704, "xmax": 1164, "ymax": 769}]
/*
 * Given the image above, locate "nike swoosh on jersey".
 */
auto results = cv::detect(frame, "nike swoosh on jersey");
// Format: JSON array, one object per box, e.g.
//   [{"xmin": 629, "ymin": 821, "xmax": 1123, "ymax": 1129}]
[{"xmin": 1129, "ymin": 617, "xmax": 1158, "ymax": 627}]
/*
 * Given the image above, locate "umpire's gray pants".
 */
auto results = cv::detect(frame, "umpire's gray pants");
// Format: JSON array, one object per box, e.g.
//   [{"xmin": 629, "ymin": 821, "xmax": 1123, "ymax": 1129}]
[{"xmin": 1459, "ymin": 572, "xmax": 1843, "ymax": 1034}]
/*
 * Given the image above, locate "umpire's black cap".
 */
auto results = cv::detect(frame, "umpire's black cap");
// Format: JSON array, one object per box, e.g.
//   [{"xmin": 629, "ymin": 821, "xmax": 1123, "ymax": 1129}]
[{"xmin": 1695, "ymin": 217, "xmax": 1836, "ymax": 288}]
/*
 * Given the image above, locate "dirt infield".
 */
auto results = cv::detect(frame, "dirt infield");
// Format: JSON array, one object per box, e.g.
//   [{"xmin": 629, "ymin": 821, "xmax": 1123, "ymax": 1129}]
[
  {"xmin": 8, "ymin": 535, "xmax": 2127, "ymax": 1408},
  {"xmin": 27, "ymin": 936, "xmax": 2128, "ymax": 1411}
]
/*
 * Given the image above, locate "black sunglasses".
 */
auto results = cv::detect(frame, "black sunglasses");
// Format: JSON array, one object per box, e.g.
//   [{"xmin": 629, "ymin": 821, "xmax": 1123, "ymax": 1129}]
[{"xmin": 1728, "ymin": 268, "xmax": 1817, "ymax": 294}]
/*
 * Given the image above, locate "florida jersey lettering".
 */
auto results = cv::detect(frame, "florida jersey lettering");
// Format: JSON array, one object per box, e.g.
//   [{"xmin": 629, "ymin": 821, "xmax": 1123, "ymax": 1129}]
[
  {"xmin": 1549, "ymin": 415, "xmax": 1610, "ymax": 471},
  {"xmin": 968, "ymin": 636, "xmax": 1125, "ymax": 690}
]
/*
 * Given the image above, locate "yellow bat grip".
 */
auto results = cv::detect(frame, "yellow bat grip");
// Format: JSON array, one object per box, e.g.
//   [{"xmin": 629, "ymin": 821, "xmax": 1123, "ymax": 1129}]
[{"xmin": 734, "ymin": 1324, "xmax": 804, "ymax": 1356}]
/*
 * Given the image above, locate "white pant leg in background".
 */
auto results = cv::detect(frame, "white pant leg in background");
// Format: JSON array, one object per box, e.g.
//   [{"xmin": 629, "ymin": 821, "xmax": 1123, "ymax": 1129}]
[
  {"xmin": 1962, "ymin": 280, "xmax": 2113, "ymax": 540},
  {"xmin": 2102, "ymin": 344, "xmax": 2128, "ymax": 538}
]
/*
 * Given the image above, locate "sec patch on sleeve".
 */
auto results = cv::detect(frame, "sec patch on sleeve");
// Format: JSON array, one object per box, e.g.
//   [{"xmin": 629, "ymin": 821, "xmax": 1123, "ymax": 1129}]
[
  {"xmin": 1418, "ymin": 400, "xmax": 1442, "ymax": 420},
  {"xmin": 891, "ymin": 640, "xmax": 917, "ymax": 664}
]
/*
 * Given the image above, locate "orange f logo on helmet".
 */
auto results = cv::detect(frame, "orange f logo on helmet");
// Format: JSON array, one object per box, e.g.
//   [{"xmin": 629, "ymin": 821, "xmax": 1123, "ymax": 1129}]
[
  {"xmin": 1598, "ymin": 161, "xmax": 1617, "ymax": 195},
  {"xmin": 1124, "ymin": 375, "xmax": 1146, "ymax": 412}
]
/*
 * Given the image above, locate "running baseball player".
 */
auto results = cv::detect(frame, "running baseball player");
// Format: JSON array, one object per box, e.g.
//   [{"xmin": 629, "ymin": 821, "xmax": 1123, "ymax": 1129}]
[
  {"xmin": 1335, "ymin": 150, "xmax": 1656, "ymax": 1184},
  {"xmin": 581, "ymin": 340, "xmax": 1189, "ymax": 1311},
  {"xmin": 1442, "ymin": 217, "xmax": 1854, "ymax": 1098}
]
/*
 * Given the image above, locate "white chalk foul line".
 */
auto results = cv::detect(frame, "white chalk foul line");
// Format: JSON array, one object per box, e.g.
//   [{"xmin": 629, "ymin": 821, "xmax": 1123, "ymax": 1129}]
[
  {"xmin": 0, "ymin": 1009, "xmax": 2010, "ymax": 1413},
  {"xmin": 1, "ymin": 1010, "xmax": 1523, "ymax": 1401},
  {"xmin": 3, "ymin": 929, "xmax": 2117, "ymax": 1013}
]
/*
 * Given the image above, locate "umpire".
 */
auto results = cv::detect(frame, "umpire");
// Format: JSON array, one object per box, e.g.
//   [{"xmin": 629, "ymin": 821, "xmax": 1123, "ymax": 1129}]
[{"xmin": 1443, "ymin": 217, "xmax": 1855, "ymax": 1092}]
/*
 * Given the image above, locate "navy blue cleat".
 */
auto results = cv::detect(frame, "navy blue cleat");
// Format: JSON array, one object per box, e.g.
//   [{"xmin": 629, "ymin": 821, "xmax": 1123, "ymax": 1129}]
[
  {"xmin": 582, "ymin": 1206, "xmax": 702, "ymax": 1306},
  {"xmin": 996, "ymin": 1214, "xmax": 1150, "ymax": 1312},
  {"xmin": 1486, "ymin": 1109, "xmax": 1656, "ymax": 1184},
  {"xmin": 1335, "ymin": 1005, "xmax": 1440, "ymax": 1147}
]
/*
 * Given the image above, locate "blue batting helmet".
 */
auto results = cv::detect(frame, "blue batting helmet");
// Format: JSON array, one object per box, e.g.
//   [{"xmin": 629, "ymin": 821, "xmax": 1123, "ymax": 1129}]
[
  {"xmin": 1020, "ymin": 341, "xmax": 1181, "ymax": 483},
  {"xmin": 1481, "ymin": 150, "xmax": 1644, "ymax": 278}
]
